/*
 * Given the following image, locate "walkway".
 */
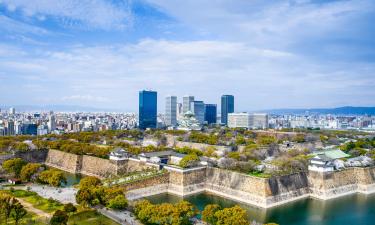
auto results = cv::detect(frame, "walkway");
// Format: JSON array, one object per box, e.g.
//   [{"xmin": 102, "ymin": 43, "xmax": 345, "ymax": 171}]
[{"xmin": 16, "ymin": 197, "xmax": 51, "ymax": 222}]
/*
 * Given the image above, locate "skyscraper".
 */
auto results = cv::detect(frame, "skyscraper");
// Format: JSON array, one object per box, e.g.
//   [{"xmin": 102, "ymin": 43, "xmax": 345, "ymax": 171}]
[
  {"xmin": 176, "ymin": 103, "xmax": 183, "ymax": 120},
  {"xmin": 9, "ymin": 107, "xmax": 15, "ymax": 115},
  {"xmin": 204, "ymin": 104, "xmax": 217, "ymax": 124},
  {"xmin": 190, "ymin": 101, "xmax": 205, "ymax": 124},
  {"xmin": 165, "ymin": 96, "xmax": 177, "ymax": 127},
  {"xmin": 221, "ymin": 95, "xmax": 234, "ymax": 125},
  {"xmin": 139, "ymin": 90, "xmax": 157, "ymax": 129},
  {"xmin": 48, "ymin": 113, "xmax": 56, "ymax": 132},
  {"xmin": 183, "ymin": 96, "xmax": 194, "ymax": 113}
]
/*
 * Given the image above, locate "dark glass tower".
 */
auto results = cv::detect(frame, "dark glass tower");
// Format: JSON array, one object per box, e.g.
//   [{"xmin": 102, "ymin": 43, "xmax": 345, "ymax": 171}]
[
  {"xmin": 221, "ymin": 95, "xmax": 234, "ymax": 125},
  {"xmin": 139, "ymin": 90, "xmax": 157, "ymax": 129},
  {"xmin": 205, "ymin": 104, "xmax": 217, "ymax": 124}
]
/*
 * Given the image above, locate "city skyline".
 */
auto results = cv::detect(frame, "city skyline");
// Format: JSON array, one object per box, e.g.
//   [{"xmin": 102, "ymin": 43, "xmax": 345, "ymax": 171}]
[{"xmin": 0, "ymin": 0, "xmax": 374, "ymax": 111}]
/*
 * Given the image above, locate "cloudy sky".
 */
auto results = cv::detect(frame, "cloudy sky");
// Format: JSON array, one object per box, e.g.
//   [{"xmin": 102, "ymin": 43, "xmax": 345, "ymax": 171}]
[{"xmin": 0, "ymin": 0, "xmax": 374, "ymax": 112}]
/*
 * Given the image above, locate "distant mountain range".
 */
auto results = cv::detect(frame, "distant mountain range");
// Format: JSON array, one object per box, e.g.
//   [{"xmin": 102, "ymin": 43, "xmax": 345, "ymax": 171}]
[{"xmin": 259, "ymin": 106, "xmax": 375, "ymax": 115}]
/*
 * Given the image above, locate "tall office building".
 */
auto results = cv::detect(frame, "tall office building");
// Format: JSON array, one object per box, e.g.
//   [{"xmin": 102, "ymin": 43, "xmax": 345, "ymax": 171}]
[
  {"xmin": 176, "ymin": 103, "xmax": 183, "ymax": 120},
  {"xmin": 5, "ymin": 120, "xmax": 15, "ymax": 135},
  {"xmin": 48, "ymin": 113, "xmax": 56, "ymax": 132},
  {"xmin": 183, "ymin": 96, "xmax": 194, "ymax": 113},
  {"xmin": 9, "ymin": 107, "xmax": 15, "ymax": 115},
  {"xmin": 252, "ymin": 113, "xmax": 269, "ymax": 129},
  {"xmin": 165, "ymin": 96, "xmax": 177, "ymax": 127},
  {"xmin": 221, "ymin": 95, "xmax": 234, "ymax": 125},
  {"xmin": 139, "ymin": 90, "xmax": 157, "ymax": 129},
  {"xmin": 204, "ymin": 104, "xmax": 217, "ymax": 124},
  {"xmin": 190, "ymin": 101, "xmax": 205, "ymax": 124},
  {"xmin": 228, "ymin": 113, "xmax": 251, "ymax": 129}
]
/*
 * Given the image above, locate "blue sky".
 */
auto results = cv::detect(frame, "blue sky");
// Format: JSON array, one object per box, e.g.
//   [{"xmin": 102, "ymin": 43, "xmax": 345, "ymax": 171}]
[{"xmin": 0, "ymin": 0, "xmax": 374, "ymax": 112}]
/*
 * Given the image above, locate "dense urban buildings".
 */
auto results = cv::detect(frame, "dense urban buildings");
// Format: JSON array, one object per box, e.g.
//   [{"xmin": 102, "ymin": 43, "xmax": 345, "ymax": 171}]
[
  {"xmin": 138, "ymin": 90, "xmax": 157, "ymax": 129},
  {"xmin": 221, "ymin": 95, "xmax": 234, "ymax": 125}
]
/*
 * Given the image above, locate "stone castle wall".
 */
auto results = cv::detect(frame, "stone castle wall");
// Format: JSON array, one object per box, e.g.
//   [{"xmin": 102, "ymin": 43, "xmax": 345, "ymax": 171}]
[
  {"xmin": 80, "ymin": 155, "xmax": 118, "ymax": 178},
  {"xmin": 45, "ymin": 149, "xmax": 80, "ymax": 173},
  {"xmin": 308, "ymin": 167, "xmax": 375, "ymax": 199},
  {"xmin": 42, "ymin": 149, "xmax": 375, "ymax": 208}
]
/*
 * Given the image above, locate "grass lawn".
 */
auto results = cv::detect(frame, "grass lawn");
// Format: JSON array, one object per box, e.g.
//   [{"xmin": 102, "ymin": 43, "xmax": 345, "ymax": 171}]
[
  {"xmin": 4, "ymin": 189, "xmax": 64, "ymax": 213},
  {"xmin": 2, "ymin": 208, "xmax": 48, "ymax": 225},
  {"xmin": 248, "ymin": 171, "xmax": 272, "ymax": 178},
  {"xmin": 68, "ymin": 209, "xmax": 120, "ymax": 225}
]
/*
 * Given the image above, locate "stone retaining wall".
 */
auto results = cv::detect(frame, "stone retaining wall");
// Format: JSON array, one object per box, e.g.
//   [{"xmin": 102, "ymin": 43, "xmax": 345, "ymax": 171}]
[
  {"xmin": 175, "ymin": 141, "xmax": 232, "ymax": 156},
  {"xmin": 80, "ymin": 155, "xmax": 118, "ymax": 178},
  {"xmin": 308, "ymin": 167, "xmax": 375, "ymax": 199},
  {"xmin": 45, "ymin": 149, "xmax": 80, "ymax": 173}
]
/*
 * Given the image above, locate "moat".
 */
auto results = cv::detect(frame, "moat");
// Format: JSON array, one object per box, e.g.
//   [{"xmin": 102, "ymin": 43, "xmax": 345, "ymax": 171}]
[{"xmin": 146, "ymin": 192, "xmax": 375, "ymax": 225}]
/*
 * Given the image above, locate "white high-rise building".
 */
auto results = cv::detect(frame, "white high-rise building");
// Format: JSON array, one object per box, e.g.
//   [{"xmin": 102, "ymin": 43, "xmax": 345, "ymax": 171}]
[
  {"xmin": 228, "ymin": 113, "xmax": 251, "ymax": 128},
  {"xmin": 252, "ymin": 113, "xmax": 269, "ymax": 129},
  {"xmin": 190, "ymin": 101, "xmax": 205, "ymax": 124},
  {"xmin": 9, "ymin": 107, "xmax": 15, "ymax": 115},
  {"xmin": 48, "ymin": 114, "xmax": 56, "ymax": 132},
  {"xmin": 176, "ymin": 103, "xmax": 183, "ymax": 120},
  {"xmin": 183, "ymin": 96, "xmax": 194, "ymax": 113},
  {"xmin": 165, "ymin": 96, "xmax": 177, "ymax": 127}
]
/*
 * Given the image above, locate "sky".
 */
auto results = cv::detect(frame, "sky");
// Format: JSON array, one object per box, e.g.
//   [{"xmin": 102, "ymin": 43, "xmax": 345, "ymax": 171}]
[{"xmin": 0, "ymin": 0, "xmax": 374, "ymax": 112}]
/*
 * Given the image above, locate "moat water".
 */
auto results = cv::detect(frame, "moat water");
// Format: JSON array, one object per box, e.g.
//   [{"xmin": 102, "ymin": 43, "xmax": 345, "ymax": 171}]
[{"xmin": 146, "ymin": 192, "xmax": 375, "ymax": 225}]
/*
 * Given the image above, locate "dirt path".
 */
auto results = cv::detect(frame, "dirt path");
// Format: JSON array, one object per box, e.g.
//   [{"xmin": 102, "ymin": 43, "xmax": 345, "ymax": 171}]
[{"xmin": 16, "ymin": 198, "xmax": 51, "ymax": 219}]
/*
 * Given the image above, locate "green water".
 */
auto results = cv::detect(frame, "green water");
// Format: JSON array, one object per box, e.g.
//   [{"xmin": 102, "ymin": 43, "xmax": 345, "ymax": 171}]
[
  {"xmin": 145, "ymin": 192, "xmax": 375, "ymax": 225},
  {"xmin": 60, "ymin": 171, "xmax": 82, "ymax": 187}
]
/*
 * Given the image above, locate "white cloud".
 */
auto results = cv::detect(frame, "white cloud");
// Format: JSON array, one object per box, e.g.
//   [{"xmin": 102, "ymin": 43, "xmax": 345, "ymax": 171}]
[
  {"xmin": 0, "ymin": 39, "xmax": 374, "ymax": 110},
  {"xmin": 61, "ymin": 95, "xmax": 109, "ymax": 102},
  {"xmin": 0, "ymin": 0, "xmax": 132, "ymax": 29}
]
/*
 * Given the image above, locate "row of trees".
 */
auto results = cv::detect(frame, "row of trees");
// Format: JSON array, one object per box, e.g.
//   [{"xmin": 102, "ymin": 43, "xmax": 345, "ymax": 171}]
[
  {"xmin": 134, "ymin": 200, "xmax": 276, "ymax": 225},
  {"xmin": 0, "ymin": 192, "xmax": 27, "ymax": 225},
  {"xmin": 75, "ymin": 176, "xmax": 128, "ymax": 210},
  {"xmin": 134, "ymin": 200, "xmax": 198, "ymax": 225},
  {"xmin": 2, "ymin": 158, "xmax": 67, "ymax": 187}
]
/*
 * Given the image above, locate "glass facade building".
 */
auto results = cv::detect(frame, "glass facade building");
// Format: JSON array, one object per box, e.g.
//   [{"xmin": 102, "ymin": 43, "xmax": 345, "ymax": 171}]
[
  {"xmin": 190, "ymin": 101, "xmax": 205, "ymax": 124},
  {"xmin": 165, "ymin": 96, "xmax": 177, "ymax": 127},
  {"xmin": 139, "ymin": 90, "xmax": 157, "ymax": 129},
  {"xmin": 221, "ymin": 95, "xmax": 234, "ymax": 125},
  {"xmin": 183, "ymin": 96, "xmax": 194, "ymax": 113},
  {"xmin": 204, "ymin": 104, "xmax": 217, "ymax": 124}
]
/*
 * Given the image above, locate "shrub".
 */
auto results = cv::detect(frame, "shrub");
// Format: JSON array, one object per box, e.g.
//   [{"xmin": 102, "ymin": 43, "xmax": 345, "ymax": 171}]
[
  {"xmin": 179, "ymin": 154, "xmax": 199, "ymax": 168},
  {"xmin": 38, "ymin": 169, "xmax": 67, "ymax": 187},
  {"xmin": 50, "ymin": 210, "xmax": 68, "ymax": 225},
  {"xmin": 78, "ymin": 176, "xmax": 102, "ymax": 189},
  {"xmin": 2, "ymin": 158, "xmax": 27, "ymax": 177},
  {"xmin": 63, "ymin": 203, "xmax": 77, "ymax": 213},
  {"xmin": 20, "ymin": 163, "xmax": 42, "ymax": 182},
  {"xmin": 107, "ymin": 195, "xmax": 128, "ymax": 210}
]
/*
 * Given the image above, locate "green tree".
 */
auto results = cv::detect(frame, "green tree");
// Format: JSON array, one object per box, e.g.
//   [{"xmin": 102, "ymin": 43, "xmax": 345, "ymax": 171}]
[
  {"xmin": 63, "ymin": 203, "xmax": 77, "ymax": 214},
  {"xmin": 38, "ymin": 169, "xmax": 67, "ymax": 187},
  {"xmin": 11, "ymin": 202, "xmax": 27, "ymax": 225},
  {"xmin": 50, "ymin": 210, "xmax": 68, "ymax": 225},
  {"xmin": 107, "ymin": 195, "xmax": 128, "ymax": 210},
  {"xmin": 215, "ymin": 205, "xmax": 249, "ymax": 225},
  {"xmin": 2, "ymin": 158, "xmax": 27, "ymax": 177},
  {"xmin": 202, "ymin": 204, "xmax": 221, "ymax": 225},
  {"xmin": 78, "ymin": 176, "xmax": 102, "ymax": 189},
  {"xmin": 20, "ymin": 163, "xmax": 42, "ymax": 182}
]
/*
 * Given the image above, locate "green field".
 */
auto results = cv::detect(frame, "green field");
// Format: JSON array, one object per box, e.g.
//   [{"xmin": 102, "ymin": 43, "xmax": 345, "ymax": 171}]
[
  {"xmin": 68, "ymin": 210, "xmax": 120, "ymax": 225},
  {"xmin": 5, "ymin": 189, "xmax": 64, "ymax": 213}
]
